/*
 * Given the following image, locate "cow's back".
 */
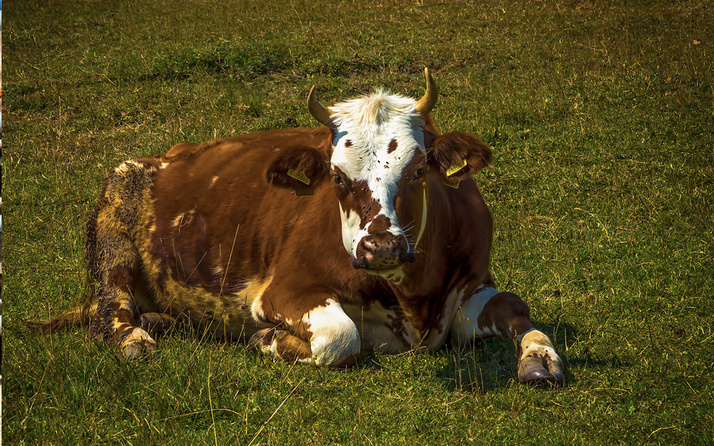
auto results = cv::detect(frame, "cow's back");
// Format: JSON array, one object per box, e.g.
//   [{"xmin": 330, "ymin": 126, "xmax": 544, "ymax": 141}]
[{"xmin": 124, "ymin": 127, "xmax": 336, "ymax": 337}]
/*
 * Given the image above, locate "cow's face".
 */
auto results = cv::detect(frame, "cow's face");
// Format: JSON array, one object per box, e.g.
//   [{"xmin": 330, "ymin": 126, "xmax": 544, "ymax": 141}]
[
  {"xmin": 268, "ymin": 70, "xmax": 491, "ymax": 281},
  {"xmin": 305, "ymin": 70, "xmax": 439, "ymax": 281},
  {"xmin": 327, "ymin": 93, "xmax": 427, "ymax": 278}
]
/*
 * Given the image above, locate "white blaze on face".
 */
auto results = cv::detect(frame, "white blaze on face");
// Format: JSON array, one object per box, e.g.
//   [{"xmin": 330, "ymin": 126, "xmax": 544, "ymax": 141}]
[{"xmin": 329, "ymin": 90, "xmax": 426, "ymax": 257}]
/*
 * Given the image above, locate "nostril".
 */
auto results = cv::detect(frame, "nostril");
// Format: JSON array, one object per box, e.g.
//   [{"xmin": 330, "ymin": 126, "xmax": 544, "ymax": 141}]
[
  {"xmin": 354, "ymin": 234, "xmax": 414, "ymax": 270},
  {"xmin": 352, "ymin": 258, "xmax": 369, "ymax": 269}
]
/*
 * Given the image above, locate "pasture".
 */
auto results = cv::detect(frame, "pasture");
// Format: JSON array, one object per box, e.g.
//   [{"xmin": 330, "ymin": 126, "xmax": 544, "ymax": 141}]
[{"xmin": 2, "ymin": 0, "xmax": 713, "ymax": 444}]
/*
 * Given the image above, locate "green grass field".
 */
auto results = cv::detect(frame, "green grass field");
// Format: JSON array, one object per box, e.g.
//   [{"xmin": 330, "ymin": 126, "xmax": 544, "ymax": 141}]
[{"xmin": 3, "ymin": 0, "xmax": 713, "ymax": 444}]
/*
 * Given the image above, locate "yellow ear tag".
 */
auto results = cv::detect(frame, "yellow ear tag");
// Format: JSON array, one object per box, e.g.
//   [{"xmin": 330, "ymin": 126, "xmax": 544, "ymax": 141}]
[
  {"xmin": 287, "ymin": 169, "xmax": 310, "ymax": 186},
  {"xmin": 446, "ymin": 158, "xmax": 468, "ymax": 177}
]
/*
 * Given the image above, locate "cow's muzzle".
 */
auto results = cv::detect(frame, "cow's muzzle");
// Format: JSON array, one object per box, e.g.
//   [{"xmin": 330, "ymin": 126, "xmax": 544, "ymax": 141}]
[{"xmin": 352, "ymin": 233, "xmax": 415, "ymax": 271}]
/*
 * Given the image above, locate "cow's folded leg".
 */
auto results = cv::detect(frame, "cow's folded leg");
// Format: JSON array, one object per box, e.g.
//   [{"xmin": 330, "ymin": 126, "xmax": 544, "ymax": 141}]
[
  {"xmin": 303, "ymin": 299, "xmax": 361, "ymax": 367},
  {"xmin": 87, "ymin": 230, "xmax": 156, "ymax": 358},
  {"xmin": 90, "ymin": 286, "xmax": 157, "ymax": 359},
  {"xmin": 450, "ymin": 286, "xmax": 564, "ymax": 385},
  {"xmin": 249, "ymin": 299, "xmax": 360, "ymax": 367},
  {"xmin": 248, "ymin": 328, "xmax": 312, "ymax": 363}
]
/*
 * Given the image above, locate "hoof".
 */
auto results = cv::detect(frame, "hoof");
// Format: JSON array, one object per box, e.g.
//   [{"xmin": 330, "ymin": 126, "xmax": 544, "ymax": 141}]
[
  {"xmin": 119, "ymin": 327, "xmax": 157, "ymax": 359},
  {"xmin": 517, "ymin": 329, "xmax": 565, "ymax": 386},
  {"xmin": 518, "ymin": 352, "xmax": 565, "ymax": 385},
  {"xmin": 248, "ymin": 328, "xmax": 275, "ymax": 353}
]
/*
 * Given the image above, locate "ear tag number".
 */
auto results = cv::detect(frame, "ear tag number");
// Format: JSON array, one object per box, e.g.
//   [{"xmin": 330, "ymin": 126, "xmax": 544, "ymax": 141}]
[
  {"xmin": 288, "ymin": 169, "xmax": 311, "ymax": 185},
  {"xmin": 446, "ymin": 158, "xmax": 467, "ymax": 177}
]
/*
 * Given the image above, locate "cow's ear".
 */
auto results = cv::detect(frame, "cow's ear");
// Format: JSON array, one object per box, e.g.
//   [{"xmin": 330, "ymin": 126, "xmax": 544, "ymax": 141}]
[
  {"xmin": 266, "ymin": 147, "xmax": 330, "ymax": 195},
  {"xmin": 428, "ymin": 131, "xmax": 492, "ymax": 182}
]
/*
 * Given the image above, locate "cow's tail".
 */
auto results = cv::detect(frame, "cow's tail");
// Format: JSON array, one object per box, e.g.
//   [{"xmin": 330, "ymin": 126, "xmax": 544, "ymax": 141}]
[{"xmin": 26, "ymin": 270, "xmax": 98, "ymax": 332}]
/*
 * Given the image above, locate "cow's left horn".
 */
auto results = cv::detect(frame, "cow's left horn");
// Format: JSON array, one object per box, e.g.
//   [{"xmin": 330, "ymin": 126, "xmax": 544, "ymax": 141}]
[
  {"xmin": 307, "ymin": 86, "xmax": 333, "ymax": 127},
  {"xmin": 414, "ymin": 68, "xmax": 437, "ymax": 116}
]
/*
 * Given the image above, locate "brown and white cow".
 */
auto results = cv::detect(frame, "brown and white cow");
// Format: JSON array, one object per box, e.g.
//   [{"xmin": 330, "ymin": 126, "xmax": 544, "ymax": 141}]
[{"xmin": 41, "ymin": 70, "xmax": 564, "ymax": 384}]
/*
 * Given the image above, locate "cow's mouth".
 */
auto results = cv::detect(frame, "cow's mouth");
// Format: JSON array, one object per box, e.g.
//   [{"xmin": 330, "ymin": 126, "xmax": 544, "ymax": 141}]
[
  {"xmin": 363, "ymin": 266, "xmax": 406, "ymax": 284},
  {"xmin": 351, "ymin": 250, "xmax": 416, "ymax": 271},
  {"xmin": 363, "ymin": 265, "xmax": 403, "ymax": 275},
  {"xmin": 351, "ymin": 232, "xmax": 415, "ymax": 276}
]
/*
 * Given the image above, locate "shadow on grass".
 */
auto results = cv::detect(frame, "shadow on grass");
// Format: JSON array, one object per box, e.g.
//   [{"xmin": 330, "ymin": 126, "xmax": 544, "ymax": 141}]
[
  {"xmin": 437, "ymin": 338, "xmax": 519, "ymax": 394},
  {"xmin": 549, "ymin": 319, "xmax": 633, "ymax": 377},
  {"xmin": 435, "ymin": 321, "xmax": 633, "ymax": 393},
  {"xmin": 14, "ymin": 312, "xmax": 630, "ymax": 398}
]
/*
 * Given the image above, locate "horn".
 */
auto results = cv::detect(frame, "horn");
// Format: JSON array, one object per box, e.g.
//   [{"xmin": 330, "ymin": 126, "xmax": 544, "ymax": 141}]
[
  {"xmin": 414, "ymin": 68, "xmax": 437, "ymax": 116},
  {"xmin": 307, "ymin": 86, "xmax": 333, "ymax": 127}
]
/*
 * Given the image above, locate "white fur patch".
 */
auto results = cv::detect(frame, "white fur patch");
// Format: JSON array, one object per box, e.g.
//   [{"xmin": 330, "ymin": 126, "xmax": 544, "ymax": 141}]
[
  {"xmin": 248, "ymin": 276, "xmax": 275, "ymax": 323},
  {"xmin": 116, "ymin": 160, "xmax": 142, "ymax": 175},
  {"xmin": 171, "ymin": 208, "xmax": 196, "ymax": 231},
  {"xmin": 302, "ymin": 299, "xmax": 360, "ymax": 366},
  {"xmin": 339, "ymin": 203, "xmax": 365, "ymax": 256},
  {"xmin": 449, "ymin": 286, "xmax": 500, "ymax": 342}
]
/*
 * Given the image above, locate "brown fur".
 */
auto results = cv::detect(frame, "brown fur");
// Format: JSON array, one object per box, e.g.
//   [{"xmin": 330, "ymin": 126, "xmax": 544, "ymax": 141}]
[{"xmin": 34, "ymin": 126, "xmax": 494, "ymax": 347}]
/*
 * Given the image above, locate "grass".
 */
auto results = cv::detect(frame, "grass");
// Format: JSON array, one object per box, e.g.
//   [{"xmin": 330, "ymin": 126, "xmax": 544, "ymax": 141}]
[{"xmin": 3, "ymin": 0, "xmax": 714, "ymax": 444}]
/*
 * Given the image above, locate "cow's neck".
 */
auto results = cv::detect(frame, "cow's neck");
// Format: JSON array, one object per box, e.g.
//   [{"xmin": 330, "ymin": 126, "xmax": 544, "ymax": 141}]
[
  {"xmin": 383, "ymin": 185, "xmax": 466, "ymax": 346},
  {"xmin": 385, "ymin": 256, "xmax": 458, "ymax": 349}
]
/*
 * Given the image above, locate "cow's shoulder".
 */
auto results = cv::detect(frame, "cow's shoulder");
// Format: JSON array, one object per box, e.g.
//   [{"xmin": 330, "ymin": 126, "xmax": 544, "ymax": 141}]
[{"xmin": 153, "ymin": 127, "xmax": 333, "ymax": 202}]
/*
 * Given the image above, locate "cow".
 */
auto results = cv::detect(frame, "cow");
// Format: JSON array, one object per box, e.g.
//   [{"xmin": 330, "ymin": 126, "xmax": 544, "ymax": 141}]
[{"xmin": 38, "ymin": 69, "xmax": 564, "ymax": 385}]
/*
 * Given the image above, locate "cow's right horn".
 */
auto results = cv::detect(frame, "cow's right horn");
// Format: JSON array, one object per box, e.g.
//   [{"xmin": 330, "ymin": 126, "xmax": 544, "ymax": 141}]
[
  {"xmin": 414, "ymin": 68, "xmax": 437, "ymax": 116},
  {"xmin": 307, "ymin": 86, "xmax": 333, "ymax": 127}
]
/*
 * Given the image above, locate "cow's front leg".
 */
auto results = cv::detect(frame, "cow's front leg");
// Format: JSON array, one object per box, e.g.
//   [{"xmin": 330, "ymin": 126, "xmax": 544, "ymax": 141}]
[
  {"xmin": 248, "ymin": 328, "xmax": 313, "ymax": 363},
  {"xmin": 449, "ymin": 286, "xmax": 564, "ymax": 385},
  {"xmin": 249, "ymin": 298, "xmax": 360, "ymax": 367}
]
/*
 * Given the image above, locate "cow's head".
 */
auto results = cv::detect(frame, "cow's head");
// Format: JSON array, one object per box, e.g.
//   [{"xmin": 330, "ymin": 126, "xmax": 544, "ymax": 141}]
[{"xmin": 267, "ymin": 70, "xmax": 491, "ymax": 282}]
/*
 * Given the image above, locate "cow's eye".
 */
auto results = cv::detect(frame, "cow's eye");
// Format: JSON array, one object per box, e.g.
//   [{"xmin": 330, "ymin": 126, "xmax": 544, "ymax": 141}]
[
  {"xmin": 413, "ymin": 167, "xmax": 426, "ymax": 182},
  {"xmin": 332, "ymin": 173, "xmax": 355, "ymax": 193}
]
